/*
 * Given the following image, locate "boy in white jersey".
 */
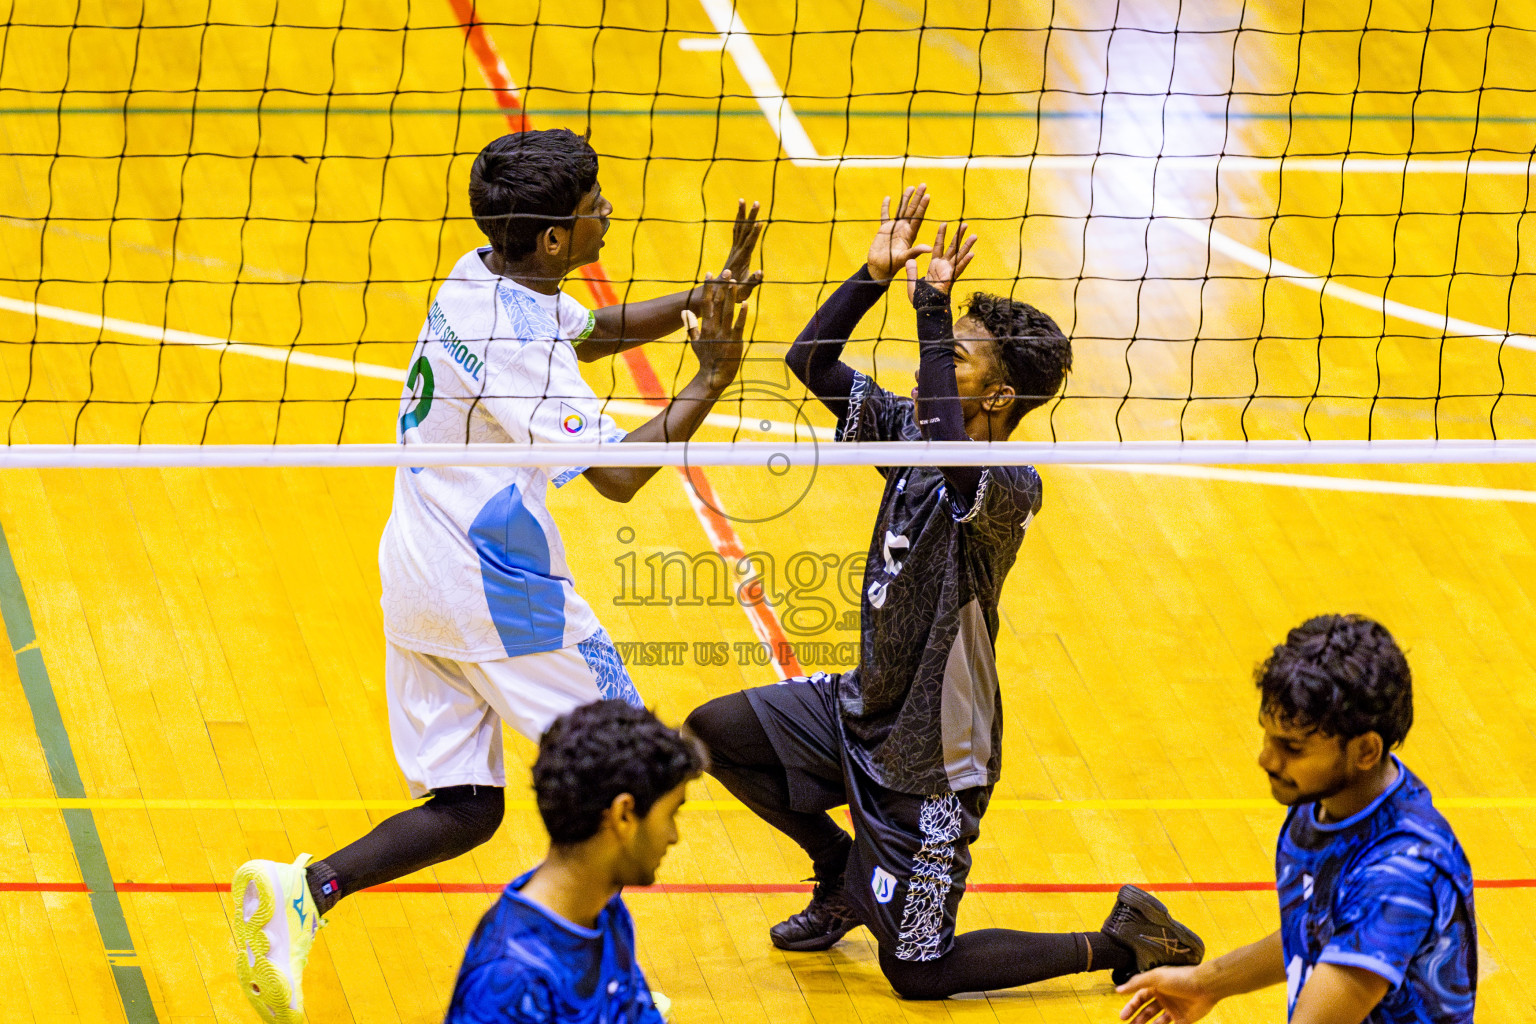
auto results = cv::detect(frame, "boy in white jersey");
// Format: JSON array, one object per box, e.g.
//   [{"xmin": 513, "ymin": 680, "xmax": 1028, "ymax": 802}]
[{"xmin": 231, "ymin": 128, "xmax": 760, "ymax": 1024}]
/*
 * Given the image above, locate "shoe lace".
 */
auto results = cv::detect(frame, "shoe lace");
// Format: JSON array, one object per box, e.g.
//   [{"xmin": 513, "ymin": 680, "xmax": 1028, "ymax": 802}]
[{"xmin": 1107, "ymin": 900, "xmax": 1138, "ymax": 930}]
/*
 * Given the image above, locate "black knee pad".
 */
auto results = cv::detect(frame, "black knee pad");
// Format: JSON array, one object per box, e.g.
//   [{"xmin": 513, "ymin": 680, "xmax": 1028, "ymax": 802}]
[{"xmin": 428, "ymin": 784, "xmax": 505, "ymax": 851}]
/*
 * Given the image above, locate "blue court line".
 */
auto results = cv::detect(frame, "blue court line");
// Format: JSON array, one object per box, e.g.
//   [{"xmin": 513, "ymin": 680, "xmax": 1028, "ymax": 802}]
[
  {"xmin": 0, "ymin": 522, "xmax": 160, "ymax": 1023},
  {"xmin": 0, "ymin": 105, "xmax": 1526, "ymax": 124}
]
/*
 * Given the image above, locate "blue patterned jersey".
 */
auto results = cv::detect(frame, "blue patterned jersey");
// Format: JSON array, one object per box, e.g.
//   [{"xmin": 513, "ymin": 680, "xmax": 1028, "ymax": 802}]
[
  {"xmin": 444, "ymin": 869, "xmax": 665, "ymax": 1024},
  {"xmin": 1277, "ymin": 757, "xmax": 1476, "ymax": 1023}
]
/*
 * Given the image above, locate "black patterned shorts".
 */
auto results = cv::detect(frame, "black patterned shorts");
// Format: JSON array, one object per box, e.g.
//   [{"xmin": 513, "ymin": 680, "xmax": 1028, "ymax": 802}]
[{"xmin": 745, "ymin": 675, "xmax": 990, "ymax": 962}]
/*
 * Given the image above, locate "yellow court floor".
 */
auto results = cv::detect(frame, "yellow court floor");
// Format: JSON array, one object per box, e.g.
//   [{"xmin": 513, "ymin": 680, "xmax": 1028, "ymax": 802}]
[{"xmin": 0, "ymin": 0, "xmax": 1534, "ymax": 1021}]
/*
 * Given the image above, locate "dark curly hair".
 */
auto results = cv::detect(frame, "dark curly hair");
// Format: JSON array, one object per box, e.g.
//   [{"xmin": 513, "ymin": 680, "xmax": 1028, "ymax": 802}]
[
  {"xmin": 468, "ymin": 129, "xmax": 599, "ymax": 259},
  {"xmin": 960, "ymin": 292, "xmax": 1073, "ymax": 428},
  {"xmin": 533, "ymin": 700, "xmax": 706, "ymax": 845},
  {"xmin": 1256, "ymin": 614, "xmax": 1413, "ymax": 752}
]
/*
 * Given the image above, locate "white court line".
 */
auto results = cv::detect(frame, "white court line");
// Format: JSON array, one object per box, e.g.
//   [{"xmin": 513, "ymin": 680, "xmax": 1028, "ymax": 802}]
[
  {"xmin": 1075, "ymin": 463, "xmax": 1536, "ymax": 504},
  {"xmin": 1165, "ymin": 220, "xmax": 1536, "ymax": 354},
  {"xmin": 696, "ymin": 0, "xmax": 817, "ymax": 160},
  {"xmin": 696, "ymin": 3, "xmax": 1532, "ymax": 355},
  {"xmin": 788, "ymin": 153, "xmax": 1536, "ymax": 175},
  {"xmin": 1, "ymin": 292, "xmax": 1532, "ymax": 496},
  {"xmin": 2, "ymin": 440, "xmax": 1534, "ymax": 469},
  {"xmin": 0, "ymin": 293, "xmax": 827, "ymax": 439},
  {"xmin": 0, "ymin": 294, "xmax": 406, "ymax": 381},
  {"xmin": 690, "ymin": 5, "xmax": 1533, "ymax": 180}
]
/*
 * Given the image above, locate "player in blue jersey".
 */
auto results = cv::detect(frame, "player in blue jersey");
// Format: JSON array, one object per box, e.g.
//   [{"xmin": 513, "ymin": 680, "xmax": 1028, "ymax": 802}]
[
  {"xmin": 445, "ymin": 699, "xmax": 704, "ymax": 1024},
  {"xmin": 1119, "ymin": 614, "xmax": 1476, "ymax": 1024}
]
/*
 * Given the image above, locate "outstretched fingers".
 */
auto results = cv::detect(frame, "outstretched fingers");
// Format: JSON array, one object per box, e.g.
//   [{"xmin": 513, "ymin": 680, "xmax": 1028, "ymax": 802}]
[
  {"xmin": 945, "ymin": 221, "xmax": 969, "ymax": 260},
  {"xmin": 1120, "ymin": 990, "xmax": 1167, "ymax": 1024},
  {"xmin": 902, "ymin": 182, "xmax": 929, "ymax": 223},
  {"xmin": 732, "ymin": 198, "xmax": 761, "ymax": 241},
  {"xmin": 953, "ymin": 230, "xmax": 977, "ymax": 280}
]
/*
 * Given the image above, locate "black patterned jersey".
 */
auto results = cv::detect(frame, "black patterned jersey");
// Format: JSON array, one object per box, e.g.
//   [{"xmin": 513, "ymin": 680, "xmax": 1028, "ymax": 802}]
[{"xmin": 833, "ymin": 371, "xmax": 1042, "ymax": 795}]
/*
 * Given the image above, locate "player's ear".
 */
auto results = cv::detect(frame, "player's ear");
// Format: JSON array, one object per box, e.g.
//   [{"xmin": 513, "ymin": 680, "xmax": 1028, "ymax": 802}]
[
  {"xmin": 606, "ymin": 793, "xmax": 639, "ymax": 841},
  {"xmin": 1348, "ymin": 731, "xmax": 1384, "ymax": 772},
  {"xmin": 542, "ymin": 224, "xmax": 565, "ymax": 255},
  {"xmin": 982, "ymin": 384, "xmax": 1015, "ymax": 414}
]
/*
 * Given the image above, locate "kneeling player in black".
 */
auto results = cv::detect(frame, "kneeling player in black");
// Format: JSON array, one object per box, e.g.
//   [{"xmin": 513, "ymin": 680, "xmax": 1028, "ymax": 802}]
[{"xmin": 685, "ymin": 185, "xmax": 1206, "ymax": 999}]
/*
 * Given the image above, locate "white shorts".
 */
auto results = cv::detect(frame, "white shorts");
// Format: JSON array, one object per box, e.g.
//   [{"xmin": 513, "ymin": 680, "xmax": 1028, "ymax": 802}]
[{"xmin": 386, "ymin": 628, "xmax": 642, "ymax": 798}]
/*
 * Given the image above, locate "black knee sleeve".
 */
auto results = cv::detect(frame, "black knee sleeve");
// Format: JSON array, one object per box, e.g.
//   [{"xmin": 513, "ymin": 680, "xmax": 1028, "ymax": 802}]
[
  {"xmin": 683, "ymin": 696, "xmax": 733, "ymax": 754},
  {"xmin": 685, "ymin": 691, "xmax": 765, "ymax": 769},
  {"xmin": 878, "ymin": 949, "xmax": 950, "ymax": 1001},
  {"xmin": 427, "ymin": 784, "xmax": 505, "ymax": 853}
]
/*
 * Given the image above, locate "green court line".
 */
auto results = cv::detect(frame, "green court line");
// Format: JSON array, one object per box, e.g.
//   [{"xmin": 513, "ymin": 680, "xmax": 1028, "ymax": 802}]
[
  {"xmin": 0, "ymin": 525, "xmax": 159, "ymax": 1024},
  {"xmin": 0, "ymin": 105, "xmax": 1525, "ymax": 124}
]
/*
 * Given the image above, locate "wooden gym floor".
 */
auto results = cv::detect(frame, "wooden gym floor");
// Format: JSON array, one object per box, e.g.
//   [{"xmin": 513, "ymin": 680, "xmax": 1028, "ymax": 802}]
[{"xmin": 0, "ymin": 0, "xmax": 1533, "ymax": 1020}]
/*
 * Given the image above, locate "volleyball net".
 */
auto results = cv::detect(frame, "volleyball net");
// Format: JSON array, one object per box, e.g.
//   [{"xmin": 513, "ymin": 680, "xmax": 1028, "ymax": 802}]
[{"xmin": 0, "ymin": 1, "xmax": 1533, "ymax": 468}]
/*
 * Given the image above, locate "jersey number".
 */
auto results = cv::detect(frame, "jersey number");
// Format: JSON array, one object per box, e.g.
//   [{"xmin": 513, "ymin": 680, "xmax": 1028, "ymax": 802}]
[{"xmin": 399, "ymin": 356, "xmax": 435, "ymax": 435}]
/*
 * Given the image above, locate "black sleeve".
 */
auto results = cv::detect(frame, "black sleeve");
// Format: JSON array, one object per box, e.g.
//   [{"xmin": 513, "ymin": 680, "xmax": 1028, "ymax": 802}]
[
  {"xmin": 910, "ymin": 279, "xmax": 985, "ymax": 506},
  {"xmin": 785, "ymin": 266, "xmax": 891, "ymax": 421}
]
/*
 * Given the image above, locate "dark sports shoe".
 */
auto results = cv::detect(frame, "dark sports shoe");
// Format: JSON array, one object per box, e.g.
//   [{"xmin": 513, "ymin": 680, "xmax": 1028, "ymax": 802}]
[
  {"xmin": 1101, "ymin": 884, "xmax": 1205, "ymax": 986},
  {"xmin": 769, "ymin": 876, "xmax": 861, "ymax": 952}
]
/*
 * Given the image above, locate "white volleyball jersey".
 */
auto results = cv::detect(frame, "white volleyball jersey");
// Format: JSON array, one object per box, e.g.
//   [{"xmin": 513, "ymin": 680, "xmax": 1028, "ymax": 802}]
[{"xmin": 379, "ymin": 247, "xmax": 626, "ymax": 661}]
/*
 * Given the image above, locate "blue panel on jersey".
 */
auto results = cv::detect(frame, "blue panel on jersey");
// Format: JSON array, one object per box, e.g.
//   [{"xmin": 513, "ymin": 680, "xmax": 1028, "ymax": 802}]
[
  {"xmin": 576, "ymin": 629, "xmax": 642, "ymax": 706},
  {"xmin": 469, "ymin": 484, "xmax": 568, "ymax": 655},
  {"xmin": 498, "ymin": 282, "xmax": 558, "ymax": 343}
]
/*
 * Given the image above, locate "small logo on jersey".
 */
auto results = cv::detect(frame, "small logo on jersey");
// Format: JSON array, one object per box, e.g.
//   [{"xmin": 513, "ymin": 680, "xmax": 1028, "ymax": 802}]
[
  {"xmin": 871, "ymin": 866, "xmax": 897, "ymax": 904},
  {"xmin": 559, "ymin": 403, "xmax": 588, "ymax": 436},
  {"xmin": 1302, "ymin": 873, "xmax": 1314, "ymax": 901}
]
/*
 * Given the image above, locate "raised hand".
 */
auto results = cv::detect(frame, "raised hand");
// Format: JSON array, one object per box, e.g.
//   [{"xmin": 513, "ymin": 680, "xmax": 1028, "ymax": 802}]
[
  {"xmin": 905, "ymin": 220, "xmax": 976, "ymax": 302},
  {"xmin": 687, "ymin": 271, "xmax": 748, "ymax": 388},
  {"xmin": 1117, "ymin": 966, "xmax": 1217, "ymax": 1024},
  {"xmin": 718, "ymin": 199, "xmax": 764, "ymax": 301},
  {"xmin": 867, "ymin": 184, "xmax": 932, "ymax": 283}
]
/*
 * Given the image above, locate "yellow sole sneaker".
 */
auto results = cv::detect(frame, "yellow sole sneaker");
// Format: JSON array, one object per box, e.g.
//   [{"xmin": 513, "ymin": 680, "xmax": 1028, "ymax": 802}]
[{"xmin": 233, "ymin": 854, "xmax": 322, "ymax": 1023}]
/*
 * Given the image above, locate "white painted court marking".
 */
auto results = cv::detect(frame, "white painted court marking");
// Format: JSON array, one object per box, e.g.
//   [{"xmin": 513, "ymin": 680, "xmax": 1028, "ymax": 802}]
[
  {"xmin": 0, "ymin": 294, "xmax": 823, "ymax": 439},
  {"xmin": 695, "ymin": 0, "xmax": 817, "ymax": 160},
  {"xmin": 1074, "ymin": 464, "xmax": 1536, "ymax": 504},
  {"xmin": 690, "ymin": 4, "xmax": 1532, "ymax": 357},
  {"xmin": 787, "ymin": 153, "xmax": 1536, "ymax": 176},
  {"xmin": 1, "ymin": 295, "xmax": 1533, "ymax": 494},
  {"xmin": 1169, "ymin": 219, "xmax": 1536, "ymax": 354}
]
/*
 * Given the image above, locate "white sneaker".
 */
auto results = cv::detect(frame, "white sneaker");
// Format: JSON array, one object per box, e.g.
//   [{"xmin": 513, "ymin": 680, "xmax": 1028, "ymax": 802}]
[
  {"xmin": 232, "ymin": 854, "xmax": 324, "ymax": 1023},
  {"xmin": 652, "ymin": 990, "xmax": 672, "ymax": 1021}
]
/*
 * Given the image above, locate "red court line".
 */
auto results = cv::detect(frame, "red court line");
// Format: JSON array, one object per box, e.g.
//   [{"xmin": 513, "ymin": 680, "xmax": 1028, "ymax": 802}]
[
  {"xmin": 446, "ymin": 0, "xmax": 803, "ymax": 679},
  {"xmin": 5, "ymin": 879, "xmax": 1528, "ymax": 895}
]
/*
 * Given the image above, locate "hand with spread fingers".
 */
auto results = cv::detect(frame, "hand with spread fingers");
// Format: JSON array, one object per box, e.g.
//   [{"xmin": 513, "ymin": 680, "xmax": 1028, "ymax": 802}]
[
  {"xmin": 905, "ymin": 220, "xmax": 976, "ymax": 302},
  {"xmin": 688, "ymin": 270, "xmax": 748, "ymax": 388},
  {"xmin": 1117, "ymin": 966, "xmax": 1216, "ymax": 1024},
  {"xmin": 866, "ymin": 183, "xmax": 933, "ymax": 283},
  {"xmin": 718, "ymin": 198, "xmax": 765, "ymax": 301}
]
